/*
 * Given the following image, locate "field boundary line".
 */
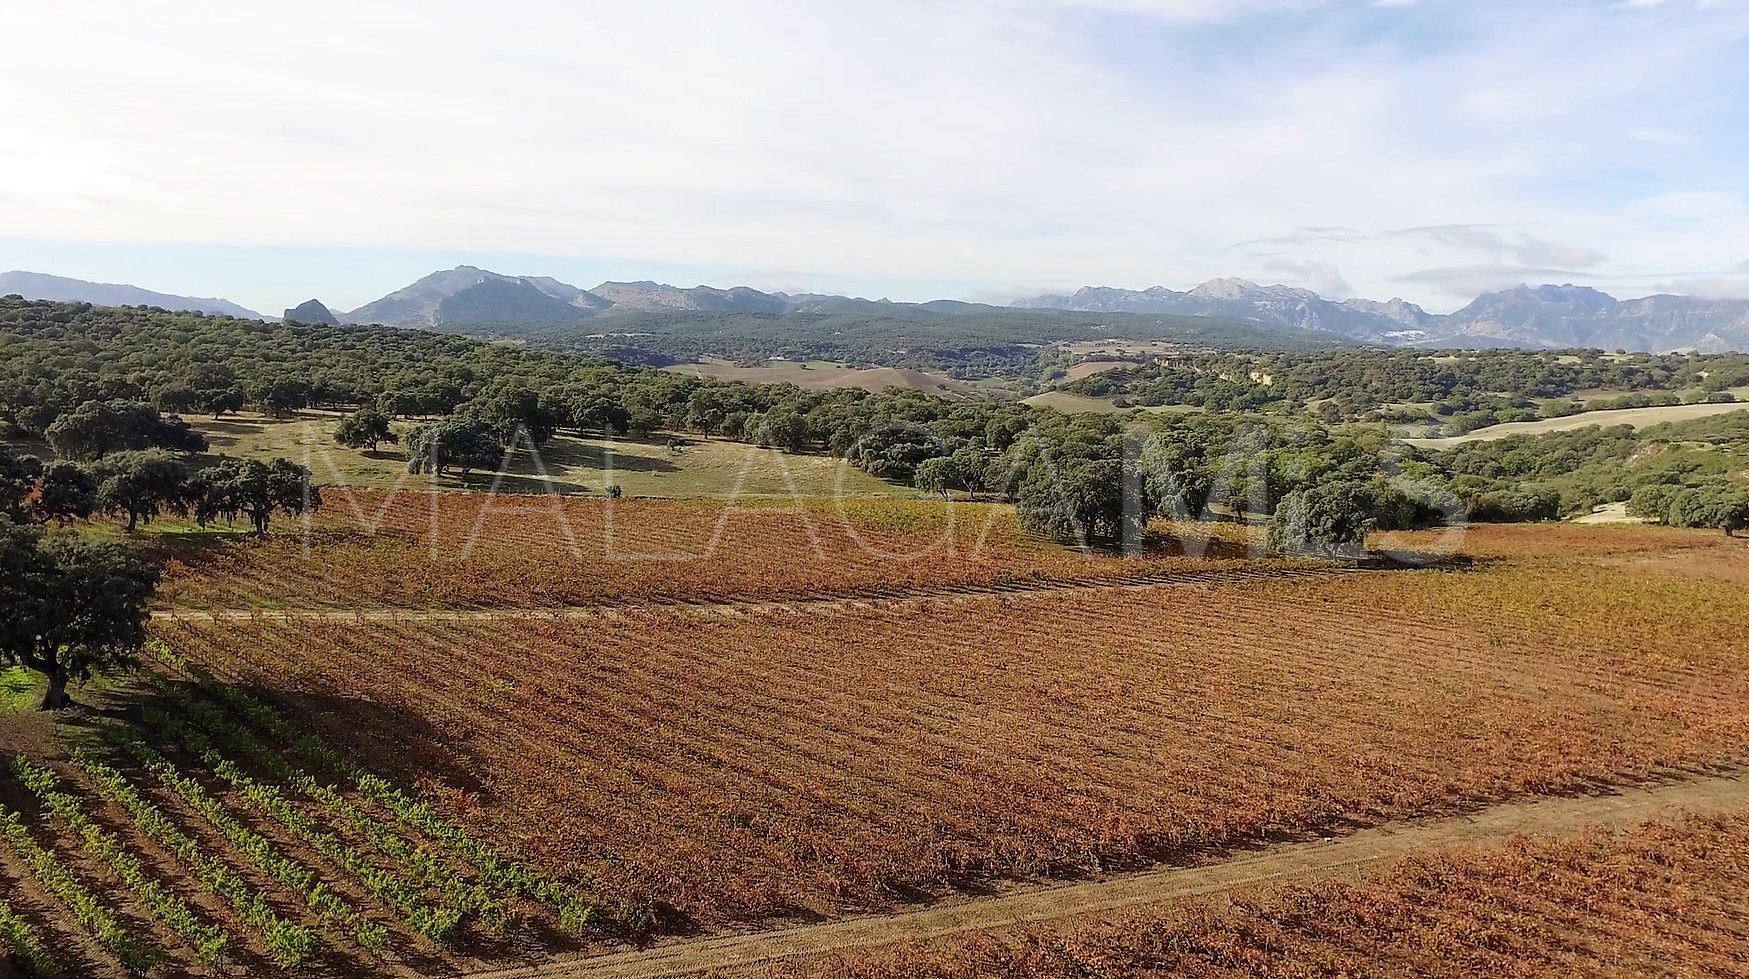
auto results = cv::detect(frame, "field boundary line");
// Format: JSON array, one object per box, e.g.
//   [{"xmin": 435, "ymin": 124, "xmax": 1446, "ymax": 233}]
[
  {"xmin": 464, "ymin": 769, "xmax": 1749, "ymax": 979},
  {"xmin": 151, "ymin": 564, "xmax": 1369, "ymax": 624}
]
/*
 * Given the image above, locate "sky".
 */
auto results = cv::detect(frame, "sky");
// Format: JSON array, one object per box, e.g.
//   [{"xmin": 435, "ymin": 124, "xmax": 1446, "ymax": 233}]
[{"xmin": 2, "ymin": 0, "xmax": 1747, "ymax": 316}]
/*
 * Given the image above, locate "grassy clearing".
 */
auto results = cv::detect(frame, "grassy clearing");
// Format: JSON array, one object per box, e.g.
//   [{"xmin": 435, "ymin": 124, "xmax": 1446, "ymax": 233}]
[
  {"xmin": 184, "ymin": 412, "xmax": 906, "ymax": 498},
  {"xmin": 1405, "ymin": 401, "xmax": 1749, "ymax": 447},
  {"xmin": 663, "ymin": 358, "xmax": 985, "ymax": 399},
  {"xmin": 1, "ymin": 668, "xmax": 42, "ymax": 715},
  {"xmin": 1022, "ymin": 391, "xmax": 1202, "ymax": 415}
]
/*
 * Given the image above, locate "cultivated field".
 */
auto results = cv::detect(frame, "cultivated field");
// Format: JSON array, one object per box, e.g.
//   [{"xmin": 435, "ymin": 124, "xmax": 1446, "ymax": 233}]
[
  {"xmin": 147, "ymin": 533, "xmax": 1749, "ymax": 931},
  {"xmin": 0, "ymin": 664, "xmax": 613, "ymax": 978},
  {"xmin": 773, "ymin": 810, "xmax": 1749, "ymax": 978},
  {"xmin": 150, "ymin": 491, "xmax": 1274, "ymax": 610},
  {"xmin": 7, "ymin": 510, "xmax": 1748, "ymax": 978}
]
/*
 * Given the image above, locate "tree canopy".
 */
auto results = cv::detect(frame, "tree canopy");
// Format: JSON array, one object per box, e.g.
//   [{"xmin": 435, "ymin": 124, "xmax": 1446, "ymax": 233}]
[{"xmin": 0, "ymin": 523, "xmax": 159, "ymax": 709}]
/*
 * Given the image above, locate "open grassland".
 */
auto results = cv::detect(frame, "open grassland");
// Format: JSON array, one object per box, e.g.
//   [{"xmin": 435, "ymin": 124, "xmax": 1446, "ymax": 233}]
[
  {"xmin": 185, "ymin": 412, "xmax": 905, "ymax": 498},
  {"xmin": 1059, "ymin": 360, "xmax": 1136, "ymax": 381},
  {"xmin": 1021, "ymin": 392, "xmax": 1201, "ymax": 415},
  {"xmin": 771, "ymin": 810, "xmax": 1749, "ymax": 979},
  {"xmin": 150, "ymin": 492, "xmax": 1272, "ymax": 610},
  {"xmin": 1405, "ymin": 399, "xmax": 1749, "ymax": 447},
  {"xmin": 663, "ymin": 359, "xmax": 984, "ymax": 399},
  {"xmin": 150, "ymin": 536, "xmax": 1749, "ymax": 931}
]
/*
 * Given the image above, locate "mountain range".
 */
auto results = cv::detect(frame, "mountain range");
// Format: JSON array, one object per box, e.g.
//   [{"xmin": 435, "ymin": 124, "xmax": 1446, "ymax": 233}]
[
  {"xmin": 1014, "ymin": 280, "xmax": 1749, "ymax": 352},
  {"xmin": 0, "ymin": 270, "xmax": 264, "ymax": 320},
  {"xmin": 6, "ymin": 266, "xmax": 1748, "ymax": 353}
]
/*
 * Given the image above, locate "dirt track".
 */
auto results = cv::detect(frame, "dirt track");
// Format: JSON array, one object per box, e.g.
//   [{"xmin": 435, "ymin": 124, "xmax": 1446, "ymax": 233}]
[
  {"xmin": 466, "ymin": 769, "xmax": 1749, "ymax": 979},
  {"xmin": 151, "ymin": 564, "xmax": 1364, "ymax": 623}
]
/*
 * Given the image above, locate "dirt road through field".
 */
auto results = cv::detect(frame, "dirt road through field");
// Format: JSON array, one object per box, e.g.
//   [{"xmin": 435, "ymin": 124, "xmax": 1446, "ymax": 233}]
[{"xmin": 467, "ymin": 769, "xmax": 1749, "ymax": 979}]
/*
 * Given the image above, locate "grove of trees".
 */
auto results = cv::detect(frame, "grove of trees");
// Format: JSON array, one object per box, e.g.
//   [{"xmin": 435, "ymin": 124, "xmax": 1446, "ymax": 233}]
[{"xmin": 6, "ymin": 298, "xmax": 1744, "ymax": 554}]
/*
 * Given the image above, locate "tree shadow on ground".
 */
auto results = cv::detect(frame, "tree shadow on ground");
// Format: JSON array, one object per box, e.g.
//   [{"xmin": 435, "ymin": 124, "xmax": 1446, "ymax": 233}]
[
  {"xmin": 519, "ymin": 439, "xmax": 682, "ymax": 475},
  {"xmin": 433, "ymin": 470, "xmax": 600, "ymax": 495}
]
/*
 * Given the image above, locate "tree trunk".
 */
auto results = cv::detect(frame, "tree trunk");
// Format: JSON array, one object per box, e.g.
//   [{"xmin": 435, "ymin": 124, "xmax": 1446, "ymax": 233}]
[
  {"xmin": 127, "ymin": 508, "xmax": 139, "ymax": 532},
  {"xmin": 38, "ymin": 667, "xmax": 73, "ymax": 711}
]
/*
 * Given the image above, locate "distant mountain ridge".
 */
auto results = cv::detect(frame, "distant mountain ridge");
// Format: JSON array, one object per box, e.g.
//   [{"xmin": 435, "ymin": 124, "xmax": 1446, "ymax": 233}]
[
  {"xmin": 328, "ymin": 267, "xmax": 1029, "ymax": 332},
  {"xmin": 1015, "ymin": 279, "xmax": 1749, "ymax": 352},
  {"xmin": 9, "ymin": 266, "xmax": 1746, "ymax": 353},
  {"xmin": 0, "ymin": 270, "xmax": 264, "ymax": 320}
]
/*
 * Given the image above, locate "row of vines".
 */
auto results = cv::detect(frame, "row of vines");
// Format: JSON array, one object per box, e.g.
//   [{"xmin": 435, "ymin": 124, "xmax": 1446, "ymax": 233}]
[
  {"xmin": 147, "ymin": 550, "xmax": 1749, "ymax": 926},
  {"xmin": 151, "ymin": 489, "xmax": 1265, "ymax": 610},
  {"xmin": 0, "ymin": 651, "xmax": 615, "ymax": 977},
  {"xmin": 767, "ymin": 810, "xmax": 1749, "ymax": 978}
]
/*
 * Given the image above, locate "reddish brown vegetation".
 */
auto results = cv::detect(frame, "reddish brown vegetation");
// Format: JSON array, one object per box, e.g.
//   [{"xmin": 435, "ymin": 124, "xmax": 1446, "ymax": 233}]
[
  {"xmin": 153, "ymin": 550, "xmax": 1749, "ymax": 928},
  {"xmin": 153, "ymin": 491, "xmax": 1267, "ymax": 609},
  {"xmin": 1373, "ymin": 521, "xmax": 1733, "ymax": 559},
  {"xmin": 768, "ymin": 811, "xmax": 1749, "ymax": 978}
]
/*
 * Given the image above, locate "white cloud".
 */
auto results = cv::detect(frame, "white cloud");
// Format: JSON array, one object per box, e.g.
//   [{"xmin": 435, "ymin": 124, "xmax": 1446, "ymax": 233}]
[
  {"xmin": 1649, "ymin": 275, "xmax": 1749, "ymax": 299},
  {"xmin": 1262, "ymin": 258, "xmax": 1353, "ymax": 297},
  {"xmin": 1, "ymin": 0, "xmax": 1747, "ymax": 312},
  {"xmin": 1627, "ymin": 127, "xmax": 1693, "ymax": 146},
  {"xmin": 1397, "ymin": 265, "xmax": 1601, "ymax": 299}
]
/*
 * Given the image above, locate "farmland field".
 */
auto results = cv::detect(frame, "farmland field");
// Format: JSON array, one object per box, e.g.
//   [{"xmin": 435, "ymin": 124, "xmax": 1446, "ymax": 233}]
[
  {"xmin": 150, "ymin": 491, "xmax": 1278, "ymax": 610},
  {"xmin": 8, "ymin": 506, "xmax": 1749, "ymax": 977},
  {"xmin": 772, "ymin": 809, "xmax": 1749, "ymax": 978},
  {"xmin": 146, "ymin": 529, "xmax": 1749, "ymax": 932}
]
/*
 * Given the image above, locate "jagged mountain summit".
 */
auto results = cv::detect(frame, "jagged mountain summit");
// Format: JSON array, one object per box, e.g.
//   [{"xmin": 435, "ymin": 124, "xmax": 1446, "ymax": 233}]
[
  {"xmin": 283, "ymin": 299, "xmax": 339, "ymax": 325},
  {"xmin": 589, "ymin": 280, "xmax": 789, "ymax": 315},
  {"xmin": 1014, "ymin": 279, "xmax": 1749, "ymax": 352},
  {"xmin": 1014, "ymin": 280, "xmax": 1435, "ymax": 343},
  {"xmin": 341, "ymin": 266, "xmax": 612, "ymax": 328},
  {"xmin": 0, "ymin": 270, "xmax": 264, "ymax": 320},
  {"xmin": 340, "ymin": 268, "xmax": 975, "ymax": 328}
]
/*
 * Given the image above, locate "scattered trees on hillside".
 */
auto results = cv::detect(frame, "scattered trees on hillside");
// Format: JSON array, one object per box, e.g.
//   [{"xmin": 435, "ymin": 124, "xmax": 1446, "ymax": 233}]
[
  {"xmin": 1267, "ymin": 481, "xmax": 1379, "ymax": 558},
  {"xmin": 34, "ymin": 462, "xmax": 98, "ymax": 525},
  {"xmin": 334, "ymin": 407, "xmax": 398, "ymax": 453},
  {"xmin": 1015, "ymin": 457, "xmax": 1138, "ymax": 549},
  {"xmin": 567, "ymin": 391, "xmax": 632, "ymax": 437},
  {"xmin": 1631, "ymin": 481, "xmax": 1749, "ymax": 535},
  {"xmin": 0, "ymin": 444, "xmax": 312, "ymax": 534},
  {"xmin": 2, "ymin": 299, "xmax": 1740, "ymax": 536},
  {"xmin": 44, "ymin": 400, "xmax": 207, "ymax": 460},
  {"xmin": 95, "ymin": 452, "xmax": 190, "ymax": 532},
  {"xmin": 183, "ymin": 459, "xmax": 320, "ymax": 534},
  {"xmin": 0, "ymin": 523, "xmax": 158, "ymax": 710},
  {"xmin": 405, "ymin": 418, "xmax": 504, "ymax": 479},
  {"xmin": 0, "ymin": 447, "xmax": 40, "ymax": 521},
  {"xmin": 464, "ymin": 384, "xmax": 565, "ymax": 446}
]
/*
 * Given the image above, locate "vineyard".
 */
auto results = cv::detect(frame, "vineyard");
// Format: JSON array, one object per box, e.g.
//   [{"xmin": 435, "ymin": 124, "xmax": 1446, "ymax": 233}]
[
  {"xmin": 0, "ymin": 661, "xmax": 621, "ymax": 978},
  {"xmin": 151, "ymin": 491, "xmax": 1280, "ymax": 610},
  {"xmin": 146, "ymin": 542, "xmax": 1749, "ymax": 929},
  {"xmin": 6, "ymin": 510, "xmax": 1747, "ymax": 977},
  {"xmin": 766, "ymin": 810, "xmax": 1749, "ymax": 978}
]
